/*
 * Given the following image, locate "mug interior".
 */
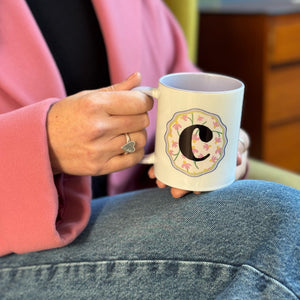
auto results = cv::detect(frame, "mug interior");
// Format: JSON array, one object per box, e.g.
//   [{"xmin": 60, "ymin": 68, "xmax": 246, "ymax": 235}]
[{"xmin": 160, "ymin": 72, "xmax": 243, "ymax": 92}]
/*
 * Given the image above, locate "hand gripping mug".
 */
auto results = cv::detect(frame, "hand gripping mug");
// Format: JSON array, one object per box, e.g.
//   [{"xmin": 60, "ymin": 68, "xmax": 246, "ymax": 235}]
[{"xmin": 139, "ymin": 72, "xmax": 244, "ymax": 191}]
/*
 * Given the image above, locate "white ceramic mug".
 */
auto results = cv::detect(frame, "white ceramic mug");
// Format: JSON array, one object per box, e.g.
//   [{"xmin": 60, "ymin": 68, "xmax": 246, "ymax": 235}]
[{"xmin": 139, "ymin": 72, "xmax": 244, "ymax": 191}]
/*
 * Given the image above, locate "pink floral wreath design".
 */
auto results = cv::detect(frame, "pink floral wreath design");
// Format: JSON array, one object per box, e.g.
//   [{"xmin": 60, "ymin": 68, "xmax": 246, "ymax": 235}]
[{"xmin": 165, "ymin": 108, "xmax": 227, "ymax": 177}]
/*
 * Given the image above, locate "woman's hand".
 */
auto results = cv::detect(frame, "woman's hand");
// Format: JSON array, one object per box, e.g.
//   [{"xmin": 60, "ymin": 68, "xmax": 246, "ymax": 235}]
[
  {"xmin": 47, "ymin": 72, "xmax": 154, "ymax": 175},
  {"xmin": 148, "ymin": 128, "xmax": 250, "ymax": 198},
  {"xmin": 235, "ymin": 128, "xmax": 250, "ymax": 180}
]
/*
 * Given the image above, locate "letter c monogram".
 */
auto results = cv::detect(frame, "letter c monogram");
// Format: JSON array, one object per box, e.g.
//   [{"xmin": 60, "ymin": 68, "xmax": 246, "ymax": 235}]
[
  {"xmin": 179, "ymin": 125, "xmax": 213, "ymax": 161},
  {"xmin": 165, "ymin": 109, "xmax": 227, "ymax": 176}
]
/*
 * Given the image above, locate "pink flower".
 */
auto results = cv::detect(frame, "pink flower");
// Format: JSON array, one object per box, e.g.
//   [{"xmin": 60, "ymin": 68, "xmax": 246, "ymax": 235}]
[
  {"xmin": 197, "ymin": 116, "xmax": 204, "ymax": 122},
  {"xmin": 213, "ymin": 121, "xmax": 219, "ymax": 128},
  {"xmin": 169, "ymin": 150, "xmax": 174, "ymax": 155},
  {"xmin": 215, "ymin": 147, "xmax": 222, "ymax": 154},
  {"xmin": 203, "ymin": 143, "xmax": 211, "ymax": 151},
  {"xmin": 182, "ymin": 115, "xmax": 188, "ymax": 121},
  {"xmin": 210, "ymin": 156, "xmax": 217, "ymax": 163},
  {"xmin": 215, "ymin": 137, "xmax": 221, "ymax": 144},
  {"xmin": 192, "ymin": 147, "xmax": 198, "ymax": 154},
  {"xmin": 172, "ymin": 141, "xmax": 178, "ymax": 148},
  {"xmin": 192, "ymin": 133, "xmax": 200, "ymax": 141},
  {"xmin": 182, "ymin": 161, "xmax": 192, "ymax": 170},
  {"xmin": 173, "ymin": 123, "xmax": 182, "ymax": 130}
]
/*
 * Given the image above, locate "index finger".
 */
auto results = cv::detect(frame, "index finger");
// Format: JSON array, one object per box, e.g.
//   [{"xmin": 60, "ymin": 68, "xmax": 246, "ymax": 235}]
[{"xmin": 100, "ymin": 90, "xmax": 154, "ymax": 116}]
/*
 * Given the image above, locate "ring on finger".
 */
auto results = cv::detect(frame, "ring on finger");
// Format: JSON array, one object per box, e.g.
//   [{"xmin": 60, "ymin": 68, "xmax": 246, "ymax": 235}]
[{"xmin": 121, "ymin": 133, "xmax": 136, "ymax": 154}]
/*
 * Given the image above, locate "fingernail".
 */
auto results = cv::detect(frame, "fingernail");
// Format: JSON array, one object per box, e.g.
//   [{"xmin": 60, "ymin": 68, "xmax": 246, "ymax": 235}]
[
  {"xmin": 127, "ymin": 72, "xmax": 140, "ymax": 81},
  {"xmin": 127, "ymin": 73, "xmax": 136, "ymax": 80}
]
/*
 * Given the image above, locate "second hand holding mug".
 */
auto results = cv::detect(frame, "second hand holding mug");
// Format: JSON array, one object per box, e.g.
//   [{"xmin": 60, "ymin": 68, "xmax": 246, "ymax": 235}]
[{"xmin": 138, "ymin": 72, "xmax": 244, "ymax": 192}]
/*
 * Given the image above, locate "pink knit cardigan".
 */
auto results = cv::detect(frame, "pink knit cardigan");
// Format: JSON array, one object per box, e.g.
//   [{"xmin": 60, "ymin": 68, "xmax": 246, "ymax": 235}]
[{"xmin": 0, "ymin": 0, "xmax": 198, "ymax": 255}]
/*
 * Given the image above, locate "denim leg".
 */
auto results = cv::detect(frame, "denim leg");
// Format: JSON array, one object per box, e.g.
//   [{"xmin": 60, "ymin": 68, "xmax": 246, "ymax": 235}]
[{"xmin": 0, "ymin": 180, "xmax": 299, "ymax": 299}]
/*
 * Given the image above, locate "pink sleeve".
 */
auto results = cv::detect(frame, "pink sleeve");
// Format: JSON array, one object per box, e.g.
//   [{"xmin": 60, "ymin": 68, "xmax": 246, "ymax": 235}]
[{"xmin": 0, "ymin": 99, "xmax": 91, "ymax": 256}]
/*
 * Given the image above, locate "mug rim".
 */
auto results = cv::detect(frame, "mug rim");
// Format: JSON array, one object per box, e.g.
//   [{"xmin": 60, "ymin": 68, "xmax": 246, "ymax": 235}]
[{"xmin": 159, "ymin": 72, "xmax": 244, "ymax": 94}]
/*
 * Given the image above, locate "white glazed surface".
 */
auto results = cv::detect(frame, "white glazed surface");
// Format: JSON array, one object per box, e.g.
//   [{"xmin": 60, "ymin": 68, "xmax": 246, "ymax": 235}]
[{"xmin": 140, "ymin": 72, "xmax": 244, "ymax": 191}]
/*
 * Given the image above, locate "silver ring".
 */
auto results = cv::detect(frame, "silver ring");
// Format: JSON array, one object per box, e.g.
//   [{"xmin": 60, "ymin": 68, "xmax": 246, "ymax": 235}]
[{"xmin": 121, "ymin": 133, "xmax": 136, "ymax": 154}]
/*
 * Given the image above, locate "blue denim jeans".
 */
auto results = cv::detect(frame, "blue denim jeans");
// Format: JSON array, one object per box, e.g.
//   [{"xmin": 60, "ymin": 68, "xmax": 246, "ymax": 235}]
[{"xmin": 1, "ymin": 180, "xmax": 299, "ymax": 299}]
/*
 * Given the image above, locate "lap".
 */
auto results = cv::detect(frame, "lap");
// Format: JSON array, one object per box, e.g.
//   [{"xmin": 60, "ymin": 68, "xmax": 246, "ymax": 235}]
[{"xmin": 1, "ymin": 180, "xmax": 299, "ymax": 299}]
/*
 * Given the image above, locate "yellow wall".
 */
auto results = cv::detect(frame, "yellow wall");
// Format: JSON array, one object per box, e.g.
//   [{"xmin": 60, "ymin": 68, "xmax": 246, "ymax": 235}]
[{"xmin": 164, "ymin": 0, "xmax": 199, "ymax": 63}]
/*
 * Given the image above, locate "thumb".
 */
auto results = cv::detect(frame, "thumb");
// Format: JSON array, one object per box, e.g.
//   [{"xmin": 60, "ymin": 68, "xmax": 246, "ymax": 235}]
[{"xmin": 101, "ymin": 72, "xmax": 142, "ymax": 92}]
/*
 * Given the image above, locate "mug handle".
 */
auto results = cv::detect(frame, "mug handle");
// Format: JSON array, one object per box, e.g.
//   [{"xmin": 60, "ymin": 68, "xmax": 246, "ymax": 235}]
[
  {"xmin": 133, "ymin": 87, "xmax": 159, "ymax": 165},
  {"xmin": 133, "ymin": 86, "xmax": 160, "ymax": 99},
  {"xmin": 140, "ymin": 153, "xmax": 155, "ymax": 164}
]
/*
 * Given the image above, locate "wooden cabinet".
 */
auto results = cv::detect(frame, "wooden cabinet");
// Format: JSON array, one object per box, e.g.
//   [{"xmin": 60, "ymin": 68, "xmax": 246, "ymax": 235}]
[{"xmin": 197, "ymin": 6, "xmax": 300, "ymax": 172}]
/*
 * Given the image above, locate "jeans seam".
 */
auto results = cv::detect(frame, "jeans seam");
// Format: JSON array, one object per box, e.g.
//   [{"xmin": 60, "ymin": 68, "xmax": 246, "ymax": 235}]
[
  {"xmin": 1, "ymin": 260, "xmax": 298, "ymax": 298},
  {"xmin": 242, "ymin": 263, "xmax": 299, "ymax": 299},
  {"xmin": 0, "ymin": 259, "xmax": 238, "ymax": 272}
]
